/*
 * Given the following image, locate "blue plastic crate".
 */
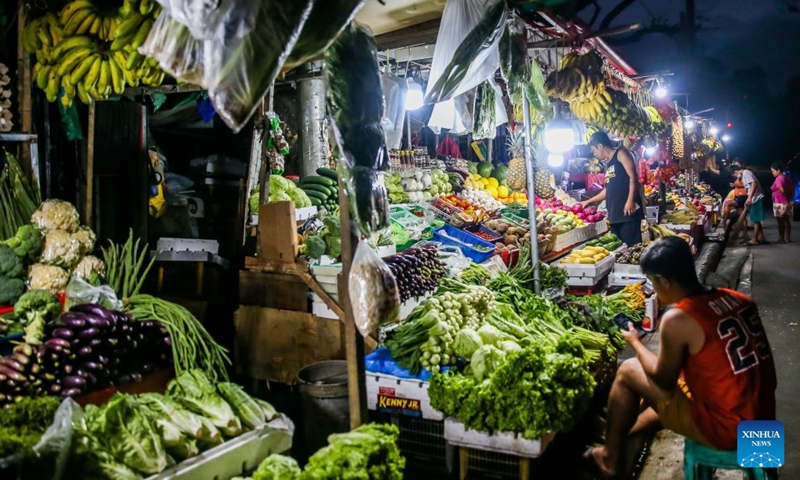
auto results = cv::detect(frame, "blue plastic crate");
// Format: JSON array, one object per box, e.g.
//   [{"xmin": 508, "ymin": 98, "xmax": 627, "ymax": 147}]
[
  {"xmin": 432, "ymin": 225, "xmax": 496, "ymax": 263},
  {"xmin": 464, "ymin": 224, "xmax": 503, "ymax": 244}
]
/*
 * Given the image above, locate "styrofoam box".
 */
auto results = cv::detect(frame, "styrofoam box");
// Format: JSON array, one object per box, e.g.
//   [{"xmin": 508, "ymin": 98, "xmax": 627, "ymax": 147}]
[
  {"xmin": 295, "ymin": 206, "xmax": 318, "ymax": 221},
  {"xmin": 443, "ymin": 417, "xmax": 551, "ymax": 458},
  {"xmin": 614, "ymin": 263, "xmax": 643, "ymax": 275},
  {"xmin": 646, "ymin": 206, "xmax": 659, "ymax": 222},
  {"xmin": 565, "ymin": 273, "xmax": 608, "ymax": 287},
  {"xmin": 366, "ymin": 372, "xmax": 444, "ymax": 421},
  {"xmin": 661, "ymin": 223, "xmax": 693, "ymax": 234},
  {"xmin": 314, "ymin": 294, "xmax": 423, "ymax": 321},
  {"xmin": 312, "ymin": 300, "xmax": 338, "ymax": 319},
  {"xmin": 608, "ymin": 272, "xmax": 649, "ymax": 287},
  {"xmin": 554, "ymin": 253, "xmax": 614, "ymax": 278}
]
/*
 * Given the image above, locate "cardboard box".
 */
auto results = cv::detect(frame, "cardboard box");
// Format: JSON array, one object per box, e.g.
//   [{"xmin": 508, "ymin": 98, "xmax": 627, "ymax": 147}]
[
  {"xmin": 258, "ymin": 202, "xmax": 297, "ymax": 262},
  {"xmin": 234, "ymin": 307, "xmax": 344, "ymax": 384}
]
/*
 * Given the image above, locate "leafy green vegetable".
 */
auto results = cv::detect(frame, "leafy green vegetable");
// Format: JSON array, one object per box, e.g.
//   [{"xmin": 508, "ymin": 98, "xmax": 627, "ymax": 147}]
[
  {"xmin": 4, "ymin": 224, "xmax": 44, "ymax": 261},
  {"xmin": 453, "ymin": 328, "xmax": 482, "ymax": 359},
  {"xmin": 253, "ymin": 454, "xmax": 301, "ymax": 480},
  {"xmin": 299, "ymin": 423, "xmax": 405, "ymax": 480},
  {"xmin": 86, "ymin": 393, "xmax": 169, "ymax": 474},
  {"xmin": 303, "ymin": 236, "xmax": 327, "ymax": 260},
  {"xmin": 0, "ymin": 275, "xmax": 24, "ymax": 305},
  {"xmin": 0, "ymin": 396, "xmax": 61, "ymax": 458},
  {"xmin": 137, "ymin": 392, "xmax": 220, "ymax": 444},
  {"xmin": 217, "ymin": 382, "xmax": 266, "ymax": 430},
  {"xmin": 470, "ymin": 344, "xmax": 505, "ymax": 381},
  {"xmin": 0, "ymin": 243, "xmax": 23, "ymax": 278},
  {"xmin": 167, "ymin": 370, "xmax": 243, "ymax": 437}
]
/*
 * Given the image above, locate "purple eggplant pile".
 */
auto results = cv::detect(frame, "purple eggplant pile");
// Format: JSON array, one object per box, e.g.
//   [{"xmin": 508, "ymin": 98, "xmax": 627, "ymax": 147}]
[
  {"xmin": 383, "ymin": 244, "xmax": 447, "ymax": 303},
  {"xmin": 0, "ymin": 303, "xmax": 171, "ymax": 407}
]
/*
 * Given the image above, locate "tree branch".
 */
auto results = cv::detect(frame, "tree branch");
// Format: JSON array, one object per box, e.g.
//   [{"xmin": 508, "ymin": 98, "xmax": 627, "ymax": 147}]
[{"xmin": 600, "ymin": 0, "xmax": 638, "ymax": 31}]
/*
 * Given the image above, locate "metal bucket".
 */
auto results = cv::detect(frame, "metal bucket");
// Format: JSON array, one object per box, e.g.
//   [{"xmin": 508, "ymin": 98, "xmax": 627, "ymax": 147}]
[{"xmin": 297, "ymin": 360, "xmax": 349, "ymax": 458}]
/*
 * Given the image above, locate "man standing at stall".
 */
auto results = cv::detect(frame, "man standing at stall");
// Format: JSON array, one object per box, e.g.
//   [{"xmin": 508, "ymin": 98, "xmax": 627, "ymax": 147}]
[
  {"xmin": 581, "ymin": 132, "xmax": 643, "ymax": 246},
  {"xmin": 732, "ymin": 159, "xmax": 766, "ymax": 245},
  {"xmin": 584, "ymin": 237, "xmax": 777, "ymax": 477}
]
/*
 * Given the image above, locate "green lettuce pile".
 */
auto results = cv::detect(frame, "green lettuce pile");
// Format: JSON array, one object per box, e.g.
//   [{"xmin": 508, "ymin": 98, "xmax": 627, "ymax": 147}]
[
  {"xmin": 249, "ymin": 175, "xmax": 313, "ymax": 215},
  {"xmin": 68, "ymin": 370, "xmax": 281, "ymax": 479},
  {"xmin": 429, "ymin": 336, "xmax": 596, "ymax": 439}
]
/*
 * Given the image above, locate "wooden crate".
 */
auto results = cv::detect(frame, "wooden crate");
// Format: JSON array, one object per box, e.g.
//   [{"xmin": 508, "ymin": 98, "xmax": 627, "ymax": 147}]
[
  {"xmin": 239, "ymin": 270, "xmax": 309, "ymax": 311},
  {"xmin": 258, "ymin": 202, "xmax": 298, "ymax": 262},
  {"xmin": 234, "ymin": 306, "xmax": 344, "ymax": 384}
]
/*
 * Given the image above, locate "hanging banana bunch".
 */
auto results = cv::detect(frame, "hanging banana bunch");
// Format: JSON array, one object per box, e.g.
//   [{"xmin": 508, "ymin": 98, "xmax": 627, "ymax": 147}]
[{"xmin": 24, "ymin": 0, "xmax": 164, "ymax": 107}]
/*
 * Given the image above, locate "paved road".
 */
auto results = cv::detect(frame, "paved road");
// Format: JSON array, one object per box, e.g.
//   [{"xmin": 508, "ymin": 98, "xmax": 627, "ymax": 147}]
[{"xmin": 750, "ymin": 217, "xmax": 799, "ymax": 478}]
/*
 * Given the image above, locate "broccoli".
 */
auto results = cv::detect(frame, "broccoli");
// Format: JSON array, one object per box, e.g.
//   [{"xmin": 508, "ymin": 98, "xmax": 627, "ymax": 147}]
[
  {"xmin": 0, "ymin": 276, "xmax": 25, "ymax": 305},
  {"xmin": 322, "ymin": 215, "xmax": 340, "ymax": 236},
  {"xmin": 302, "ymin": 235, "xmax": 327, "ymax": 260},
  {"xmin": 4, "ymin": 225, "xmax": 44, "ymax": 261},
  {"xmin": 15, "ymin": 290, "xmax": 62, "ymax": 345},
  {"xmin": 0, "ymin": 244, "xmax": 24, "ymax": 278},
  {"xmin": 325, "ymin": 237, "xmax": 341, "ymax": 258}
]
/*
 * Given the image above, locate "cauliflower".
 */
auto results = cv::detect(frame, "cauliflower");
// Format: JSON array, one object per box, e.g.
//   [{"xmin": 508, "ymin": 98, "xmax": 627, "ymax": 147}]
[
  {"xmin": 71, "ymin": 226, "xmax": 97, "ymax": 254},
  {"xmin": 28, "ymin": 263, "xmax": 70, "ymax": 293},
  {"xmin": 41, "ymin": 230, "xmax": 83, "ymax": 268},
  {"xmin": 73, "ymin": 255, "xmax": 106, "ymax": 281},
  {"xmin": 31, "ymin": 199, "xmax": 80, "ymax": 232}
]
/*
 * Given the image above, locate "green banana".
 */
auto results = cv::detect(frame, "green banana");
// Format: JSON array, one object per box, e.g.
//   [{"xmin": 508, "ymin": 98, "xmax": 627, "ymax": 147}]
[
  {"xmin": 83, "ymin": 55, "xmax": 102, "ymax": 89},
  {"xmin": 70, "ymin": 53, "xmax": 99, "ymax": 85},
  {"xmin": 52, "ymin": 35, "xmax": 95, "ymax": 59},
  {"xmin": 57, "ymin": 47, "xmax": 92, "ymax": 76},
  {"xmin": 107, "ymin": 56, "xmax": 125, "ymax": 95},
  {"xmin": 131, "ymin": 18, "xmax": 153, "ymax": 48}
]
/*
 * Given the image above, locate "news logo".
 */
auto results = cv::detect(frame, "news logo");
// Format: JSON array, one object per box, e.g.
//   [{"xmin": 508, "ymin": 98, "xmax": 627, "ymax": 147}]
[{"xmin": 737, "ymin": 420, "xmax": 784, "ymax": 468}]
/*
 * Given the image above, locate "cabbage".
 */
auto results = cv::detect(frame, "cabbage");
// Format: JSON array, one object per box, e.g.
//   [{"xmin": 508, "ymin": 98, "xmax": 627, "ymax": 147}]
[
  {"xmin": 167, "ymin": 370, "xmax": 243, "ymax": 437},
  {"xmin": 454, "ymin": 328, "xmax": 483, "ymax": 359},
  {"xmin": 249, "ymin": 188, "xmax": 260, "ymax": 214},
  {"xmin": 269, "ymin": 191, "xmax": 292, "ymax": 203},
  {"xmin": 477, "ymin": 324, "xmax": 514, "ymax": 347},
  {"xmin": 286, "ymin": 187, "xmax": 312, "ymax": 208},
  {"xmin": 252, "ymin": 454, "xmax": 301, "ymax": 480},
  {"xmin": 498, "ymin": 340, "xmax": 522, "ymax": 353},
  {"xmin": 269, "ymin": 175, "xmax": 291, "ymax": 193},
  {"xmin": 470, "ymin": 345, "xmax": 506, "ymax": 382}
]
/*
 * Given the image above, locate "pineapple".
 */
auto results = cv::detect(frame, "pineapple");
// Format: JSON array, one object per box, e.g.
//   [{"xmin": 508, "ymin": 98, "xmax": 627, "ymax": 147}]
[
  {"xmin": 533, "ymin": 156, "xmax": 555, "ymax": 199},
  {"xmin": 505, "ymin": 127, "xmax": 527, "ymax": 191}
]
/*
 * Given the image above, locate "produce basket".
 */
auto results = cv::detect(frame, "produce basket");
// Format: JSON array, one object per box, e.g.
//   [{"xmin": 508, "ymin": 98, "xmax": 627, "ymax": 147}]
[
  {"xmin": 365, "ymin": 371, "xmax": 444, "ymax": 421},
  {"xmin": 500, "ymin": 212, "xmax": 530, "ymax": 227},
  {"xmin": 444, "ymin": 417, "xmax": 555, "ymax": 458},
  {"xmin": 463, "ymin": 225, "xmax": 503, "ymax": 244},
  {"xmin": 432, "ymin": 226, "xmax": 496, "ymax": 263},
  {"xmin": 427, "ymin": 198, "xmax": 467, "ymax": 227}
]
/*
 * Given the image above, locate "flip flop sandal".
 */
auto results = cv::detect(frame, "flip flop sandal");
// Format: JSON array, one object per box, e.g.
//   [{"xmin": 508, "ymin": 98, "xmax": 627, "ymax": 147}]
[{"xmin": 582, "ymin": 446, "xmax": 617, "ymax": 479}]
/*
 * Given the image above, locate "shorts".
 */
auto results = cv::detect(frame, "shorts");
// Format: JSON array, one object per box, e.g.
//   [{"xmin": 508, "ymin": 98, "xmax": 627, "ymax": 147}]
[
  {"xmin": 734, "ymin": 195, "xmax": 747, "ymax": 208},
  {"xmin": 610, "ymin": 221, "xmax": 642, "ymax": 247},
  {"xmin": 773, "ymin": 202, "xmax": 793, "ymax": 218},
  {"xmin": 748, "ymin": 197, "xmax": 764, "ymax": 223},
  {"xmin": 656, "ymin": 387, "xmax": 713, "ymax": 448}
]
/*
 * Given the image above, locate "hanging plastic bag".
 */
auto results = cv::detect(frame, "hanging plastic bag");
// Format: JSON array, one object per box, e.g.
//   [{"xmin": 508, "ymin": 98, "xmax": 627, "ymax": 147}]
[
  {"xmin": 380, "ymin": 70, "xmax": 407, "ymax": 149},
  {"xmin": 428, "ymin": 91, "xmax": 475, "ymax": 135},
  {"xmin": 141, "ymin": 10, "xmax": 207, "ymax": 87},
  {"xmin": 205, "ymin": 0, "xmax": 314, "ymax": 132},
  {"xmin": 425, "ymin": 0, "xmax": 507, "ymax": 104},
  {"xmin": 349, "ymin": 239, "xmax": 400, "ymax": 337},
  {"xmin": 65, "ymin": 277, "xmax": 122, "ymax": 311},
  {"xmin": 343, "ymin": 166, "xmax": 391, "ymax": 237},
  {"xmin": 156, "ymin": 0, "xmax": 257, "ymax": 44}
]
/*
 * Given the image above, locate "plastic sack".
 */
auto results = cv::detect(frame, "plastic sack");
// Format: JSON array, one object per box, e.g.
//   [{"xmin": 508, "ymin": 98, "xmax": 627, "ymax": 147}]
[
  {"xmin": 140, "ymin": 10, "xmax": 206, "ymax": 87},
  {"xmin": 380, "ymin": 70, "xmax": 407, "ymax": 149},
  {"xmin": 349, "ymin": 239, "xmax": 400, "ymax": 337},
  {"xmin": 425, "ymin": 0, "xmax": 506, "ymax": 104},
  {"xmin": 31, "ymin": 199, "xmax": 80, "ymax": 233},
  {"xmin": 343, "ymin": 167, "xmax": 391, "ymax": 237},
  {"xmin": 206, "ymin": 0, "xmax": 314, "ymax": 132},
  {"xmin": 0, "ymin": 398, "xmax": 81, "ymax": 480},
  {"xmin": 155, "ymin": 0, "xmax": 257, "ymax": 44},
  {"xmin": 65, "ymin": 277, "xmax": 122, "ymax": 311}
]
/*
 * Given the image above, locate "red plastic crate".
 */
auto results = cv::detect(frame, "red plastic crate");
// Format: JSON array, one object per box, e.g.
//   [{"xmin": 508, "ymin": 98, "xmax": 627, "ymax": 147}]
[{"xmin": 565, "ymin": 277, "xmax": 608, "ymax": 296}]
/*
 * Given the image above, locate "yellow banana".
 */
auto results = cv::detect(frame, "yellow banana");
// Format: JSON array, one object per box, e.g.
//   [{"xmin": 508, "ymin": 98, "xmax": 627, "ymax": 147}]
[
  {"xmin": 45, "ymin": 69, "xmax": 60, "ymax": 103},
  {"xmin": 139, "ymin": 0, "xmax": 153, "ymax": 15},
  {"xmin": 75, "ymin": 11, "xmax": 96, "ymax": 35},
  {"xmin": 60, "ymin": 0, "xmax": 94, "ymax": 27},
  {"xmin": 36, "ymin": 64, "xmax": 51, "ymax": 90},
  {"xmin": 22, "ymin": 22, "xmax": 41, "ymax": 53},
  {"xmin": 120, "ymin": 0, "xmax": 140, "ymax": 17},
  {"xmin": 57, "ymin": 47, "xmax": 92, "ymax": 76},
  {"xmin": 61, "ymin": 74, "xmax": 76, "ymax": 99},
  {"xmin": 69, "ymin": 53, "xmax": 99, "ymax": 85},
  {"xmin": 52, "ymin": 35, "xmax": 95, "ymax": 59},
  {"xmin": 83, "ymin": 55, "xmax": 102, "ymax": 89},
  {"xmin": 131, "ymin": 18, "xmax": 153, "ymax": 48},
  {"xmin": 98, "ymin": 59, "xmax": 111, "ymax": 94},
  {"xmin": 126, "ymin": 50, "xmax": 142, "ymax": 70},
  {"xmin": 108, "ymin": 56, "xmax": 125, "ymax": 95},
  {"xmin": 47, "ymin": 22, "xmax": 63, "ymax": 46},
  {"xmin": 35, "ymin": 26, "xmax": 52, "ymax": 49},
  {"xmin": 114, "ymin": 12, "xmax": 143, "ymax": 41},
  {"xmin": 65, "ymin": 7, "xmax": 93, "ymax": 35},
  {"xmin": 88, "ymin": 16, "xmax": 102, "ymax": 36},
  {"xmin": 76, "ymin": 82, "xmax": 92, "ymax": 104},
  {"xmin": 114, "ymin": 51, "xmax": 139, "ymax": 86},
  {"xmin": 60, "ymin": 91, "xmax": 74, "ymax": 109}
]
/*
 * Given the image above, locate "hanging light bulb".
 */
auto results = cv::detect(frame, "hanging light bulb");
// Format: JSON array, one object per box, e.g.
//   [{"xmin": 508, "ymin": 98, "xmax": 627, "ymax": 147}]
[
  {"xmin": 710, "ymin": 126, "xmax": 719, "ymax": 136},
  {"xmin": 655, "ymin": 85, "xmax": 668, "ymax": 98},
  {"xmin": 722, "ymin": 134, "xmax": 731, "ymax": 142},
  {"xmin": 547, "ymin": 153, "xmax": 565, "ymax": 168},
  {"xmin": 645, "ymin": 146, "xmax": 658, "ymax": 156},
  {"xmin": 405, "ymin": 77, "xmax": 424, "ymax": 111},
  {"xmin": 543, "ymin": 109, "xmax": 575, "ymax": 154},
  {"xmin": 684, "ymin": 118, "xmax": 694, "ymax": 129}
]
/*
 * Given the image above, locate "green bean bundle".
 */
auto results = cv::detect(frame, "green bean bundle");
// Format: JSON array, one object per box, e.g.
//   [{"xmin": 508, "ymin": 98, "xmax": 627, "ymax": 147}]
[{"xmin": 126, "ymin": 294, "xmax": 230, "ymax": 381}]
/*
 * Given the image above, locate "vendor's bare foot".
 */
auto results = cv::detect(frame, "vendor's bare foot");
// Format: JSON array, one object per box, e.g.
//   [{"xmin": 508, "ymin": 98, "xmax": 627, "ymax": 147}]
[{"xmin": 583, "ymin": 446, "xmax": 616, "ymax": 478}]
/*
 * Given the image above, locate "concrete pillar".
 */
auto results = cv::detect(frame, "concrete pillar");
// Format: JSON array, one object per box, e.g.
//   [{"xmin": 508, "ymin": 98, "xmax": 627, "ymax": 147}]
[{"xmin": 298, "ymin": 62, "xmax": 328, "ymax": 178}]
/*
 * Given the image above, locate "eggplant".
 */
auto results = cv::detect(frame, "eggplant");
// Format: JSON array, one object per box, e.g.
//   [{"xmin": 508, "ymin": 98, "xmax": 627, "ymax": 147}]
[
  {"xmin": 45, "ymin": 338, "xmax": 71, "ymax": 350},
  {"xmin": 1, "ymin": 357, "xmax": 25, "ymax": 372},
  {"xmin": 70, "ymin": 304, "xmax": 115, "ymax": 322},
  {"xmin": 62, "ymin": 375, "xmax": 86, "ymax": 388},
  {"xmin": 0, "ymin": 366, "xmax": 26, "ymax": 382},
  {"xmin": 13, "ymin": 344, "xmax": 34, "ymax": 357},
  {"xmin": 77, "ymin": 346, "xmax": 93, "ymax": 357},
  {"xmin": 89, "ymin": 338, "xmax": 103, "ymax": 347},
  {"xmin": 52, "ymin": 327, "xmax": 75, "ymax": 339},
  {"xmin": 96, "ymin": 355, "xmax": 109, "ymax": 365},
  {"xmin": 106, "ymin": 337, "xmax": 119, "ymax": 347},
  {"xmin": 115, "ymin": 374, "xmax": 131, "ymax": 384},
  {"xmin": 50, "ymin": 384, "xmax": 62, "ymax": 394},
  {"xmin": 141, "ymin": 363, "xmax": 155, "ymax": 373},
  {"xmin": 79, "ymin": 328, "xmax": 100, "ymax": 340},
  {"xmin": 61, "ymin": 387, "xmax": 82, "ymax": 397},
  {"xmin": 130, "ymin": 373, "xmax": 142, "ymax": 383},
  {"xmin": 81, "ymin": 361, "xmax": 102, "ymax": 371},
  {"xmin": 10, "ymin": 353, "xmax": 31, "ymax": 366},
  {"xmin": 60, "ymin": 312, "xmax": 87, "ymax": 328}
]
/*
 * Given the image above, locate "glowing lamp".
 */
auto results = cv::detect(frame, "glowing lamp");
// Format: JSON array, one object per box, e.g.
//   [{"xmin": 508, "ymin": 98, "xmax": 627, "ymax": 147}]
[{"xmin": 405, "ymin": 78, "xmax": 424, "ymax": 111}]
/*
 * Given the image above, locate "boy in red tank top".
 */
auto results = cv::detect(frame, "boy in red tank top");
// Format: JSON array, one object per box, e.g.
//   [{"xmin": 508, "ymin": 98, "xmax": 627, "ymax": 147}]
[{"xmin": 585, "ymin": 237, "xmax": 777, "ymax": 477}]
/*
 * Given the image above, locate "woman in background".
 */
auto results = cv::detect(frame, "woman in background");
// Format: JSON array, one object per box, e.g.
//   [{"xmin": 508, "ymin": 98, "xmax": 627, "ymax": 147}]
[{"xmin": 770, "ymin": 162, "xmax": 794, "ymax": 243}]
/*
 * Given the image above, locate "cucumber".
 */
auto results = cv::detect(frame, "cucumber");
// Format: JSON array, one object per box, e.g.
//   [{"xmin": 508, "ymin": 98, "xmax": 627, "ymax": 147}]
[
  {"xmin": 316, "ymin": 167, "xmax": 338, "ymax": 180},
  {"xmin": 327, "ymin": 186, "xmax": 338, "ymax": 196},
  {"xmin": 310, "ymin": 197, "xmax": 322, "ymax": 207},
  {"xmin": 302, "ymin": 184, "xmax": 331, "ymax": 195},
  {"xmin": 304, "ymin": 190, "xmax": 328, "ymax": 201},
  {"xmin": 302, "ymin": 175, "xmax": 334, "ymax": 187}
]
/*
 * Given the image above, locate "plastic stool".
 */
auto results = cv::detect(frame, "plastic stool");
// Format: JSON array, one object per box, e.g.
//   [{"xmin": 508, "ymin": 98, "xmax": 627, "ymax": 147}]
[{"xmin": 683, "ymin": 438, "xmax": 779, "ymax": 480}]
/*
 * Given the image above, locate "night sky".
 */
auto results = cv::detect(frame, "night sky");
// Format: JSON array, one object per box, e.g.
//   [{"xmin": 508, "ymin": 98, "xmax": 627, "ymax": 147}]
[{"xmin": 578, "ymin": 0, "xmax": 800, "ymax": 163}]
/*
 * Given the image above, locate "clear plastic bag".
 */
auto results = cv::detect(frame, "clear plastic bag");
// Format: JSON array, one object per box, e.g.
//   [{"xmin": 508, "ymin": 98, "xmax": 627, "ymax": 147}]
[
  {"xmin": 140, "ymin": 10, "xmax": 206, "ymax": 87},
  {"xmin": 348, "ymin": 239, "xmax": 400, "ymax": 337},
  {"xmin": 65, "ymin": 278, "xmax": 122, "ymax": 311},
  {"xmin": 156, "ymin": 0, "xmax": 257, "ymax": 44},
  {"xmin": 343, "ymin": 167, "xmax": 391, "ymax": 238},
  {"xmin": 380, "ymin": 70, "xmax": 407, "ymax": 150},
  {"xmin": 206, "ymin": 0, "xmax": 314, "ymax": 132},
  {"xmin": 41, "ymin": 229, "xmax": 83, "ymax": 269}
]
